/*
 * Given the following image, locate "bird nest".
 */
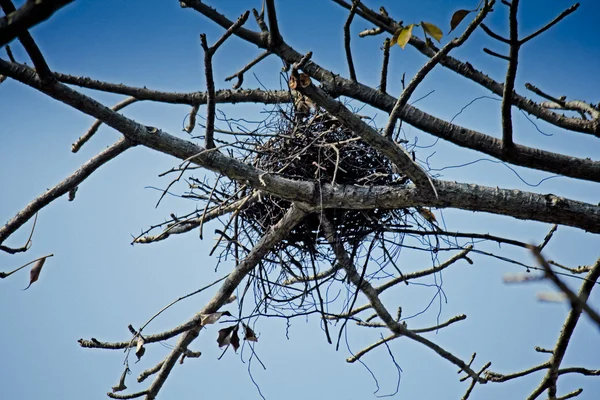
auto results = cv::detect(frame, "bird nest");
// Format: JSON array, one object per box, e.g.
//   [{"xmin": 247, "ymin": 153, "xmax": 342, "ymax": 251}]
[{"xmin": 233, "ymin": 108, "xmax": 410, "ymax": 263}]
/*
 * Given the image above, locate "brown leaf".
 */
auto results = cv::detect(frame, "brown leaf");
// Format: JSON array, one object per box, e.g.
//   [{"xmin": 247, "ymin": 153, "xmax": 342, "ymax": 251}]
[
  {"xmin": 24, "ymin": 258, "xmax": 46, "ymax": 290},
  {"xmin": 217, "ymin": 325, "xmax": 236, "ymax": 348},
  {"xmin": 450, "ymin": 9, "xmax": 471, "ymax": 32},
  {"xmin": 230, "ymin": 326, "xmax": 240, "ymax": 352},
  {"xmin": 243, "ymin": 323, "xmax": 258, "ymax": 342},
  {"xmin": 200, "ymin": 311, "xmax": 232, "ymax": 326},
  {"xmin": 135, "ymin": 336, "xmax": 145, "ymax": 362},
  {"xmin": 417, "ymin": 207, "xmax": 437, "ymax": 224},
  {"xmin": 111, "ymin": 367, "xmax": 129, "ymax": 393}
]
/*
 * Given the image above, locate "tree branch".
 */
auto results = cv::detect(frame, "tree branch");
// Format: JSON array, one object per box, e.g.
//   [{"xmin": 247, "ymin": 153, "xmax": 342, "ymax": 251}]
[
  {"xmin": 0, "ymin": 138, "xmax": 133, "ymax": 247},
  {"xmin": 0, "ymin": 0, "xmax": 73, "ymax": 48}
]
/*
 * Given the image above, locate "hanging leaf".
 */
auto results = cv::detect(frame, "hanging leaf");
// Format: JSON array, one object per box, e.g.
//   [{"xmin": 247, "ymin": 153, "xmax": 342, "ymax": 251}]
[
  {"xmin": 217, "ymin": 325, "xmax": 236, "ymax": 348},
  {"xmin": 450, "ymin": 9, "xmax": 471, "ymax": 32},
  {"xmin": 243, "ymin": 323, "xmax": 258, "ymax": 342},
  {"xmin": 135, "ymin": 336, "xmax": 145, "ymax": 362},
  {"xmin": 24, "ymin": 258, "xmax": 46, "ymax": 290},
  {"xmin": 421, "ymin": 22, "xmax": 443, "ymax": 43},
  {"xmin": 230, "ymin": 326, "xmax": 240, "ymax": 352},
  {"xmin": 200, "ymin": 311, "xmax": 232, "ymax": 325},
  {"xmin": 111, "ymin": 367, "xmax": 130, "ymax": 393},
  {"xmin": 417, "ymin": 207, "xmax": 437, "ymax": 224},
  {"xmin": 395, "ymin": 24, "xmax": 414, "ymax": 49}
]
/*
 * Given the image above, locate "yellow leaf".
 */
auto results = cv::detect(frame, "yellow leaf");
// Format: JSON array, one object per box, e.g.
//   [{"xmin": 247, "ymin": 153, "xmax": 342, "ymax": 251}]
[
  {"xmin": 421, "ymin": 22, "xmax": 443, "ymax": 43},
  {"xmin": 395, "ymin": 24, "xmax": 414, "ymax": 49},
  {"xmin": 450, "ymin": 9, "xmax": 471, "ymax": 32}
]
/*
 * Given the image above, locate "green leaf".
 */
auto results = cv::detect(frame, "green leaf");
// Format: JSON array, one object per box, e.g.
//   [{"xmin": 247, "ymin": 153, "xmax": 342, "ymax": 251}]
[
  {"xmin": 450, "ymin": 9, "xmax": 471, "ymax": 32},
  {"xmin": 395, "ymin": 24, "xmax": 414, "ymax": 49},
  {"xmin": 421, "ymin": 22, "xmax": 443, "ymax": 43}
]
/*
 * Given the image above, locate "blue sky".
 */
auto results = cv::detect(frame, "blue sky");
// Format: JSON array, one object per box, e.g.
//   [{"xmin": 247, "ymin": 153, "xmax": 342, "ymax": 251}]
[{"xmin": 1, "ymin": 1, "xmax": 599, "ymax": 399}]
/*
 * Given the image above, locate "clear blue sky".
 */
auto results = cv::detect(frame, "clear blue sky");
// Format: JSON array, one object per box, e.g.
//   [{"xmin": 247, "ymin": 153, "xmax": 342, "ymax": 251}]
[{"xmin": 1, "ymin": 1, "xmax": 599, "ymax": 399}]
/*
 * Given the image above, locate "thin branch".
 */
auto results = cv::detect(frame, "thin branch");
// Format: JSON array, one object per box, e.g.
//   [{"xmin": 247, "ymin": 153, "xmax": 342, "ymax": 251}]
[
  {"xmin": 331, "ymin": 0, "xmax": 600, "ymax": 139},
  {"xmin": 224, "ymin": 50, "xmax": 271, "ymax": 89},
  {"xmin": 531, "ymin": 249, "xmax": 600, "ymax": 329},
  {"xmin": 0, "ymin": 212, "xmax": 36, "ymax": 254},
  {"xmin": 480, "ymin": 23, "xmax": 510, "ymax": 43},
  {"xmin": 200, "ymin": 11, "xmax": 250, "ymax": 149},
  {"xmin": 0, "ymin": 0, "xmax": 73, "ymax": 48},
  {"xmin": 520, "ymin": 3, "xmax": 580, "ymax": 45},
  {"xmin": 0, "ymin": 0, "xmax": 54, "ymax": 83},
  {"xmin": 483, "ymin": 47, "xmax": 510, "ymax": 61},
  {"xmin": 320, "ymin": 215, "xmax": 484, "ymax": 382},
  {"xmin": 143, "ymin": 205, "xmax": 307, "ymax": 400},
  {"xmin": 526, "ymin": 256, "xmax": 600, "ymax": 400},
  {"xmin": 107, "ymin": 390, "xmax": 149, "ymax": 399},
  {"xmin": 383, "ymin": 1, "xmax": 494, "ymax": 139},
  {"xmin": 0, "ymin": 138, "xmax": 133, "ymax": 247},
  {"xmin": 343, "ymin": 0, "xmax": 358, "ymax": 82},
  {"xmin": 379, "ymin": 38, "xmax": 390, "ymax": 93},
  {"xmin": 0, "ymin": 253, "xmax": 53, "ymax": 279},
  {"xmin": 377, "ymin": 246, "xmax": 472, "ymax": 293},
  {"xmin": 72, "ymin": 97, "xmax": 137, "ymax": 153},
  {"xmin": 501, "ymin": 0, "xmax": 520, "ymax": 149}
]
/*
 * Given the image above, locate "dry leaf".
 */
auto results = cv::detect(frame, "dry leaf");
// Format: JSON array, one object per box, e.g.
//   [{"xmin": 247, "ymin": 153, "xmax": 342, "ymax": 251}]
[
  {"xmin": 111, "ymin": 367, "xmax": 129, "ymax": 393},
  {"xmin": 417, "ymin": 207, "xmax": 437, "ymax": 224},
  {"xmin": 450, "ymin": 9, "xmax": 471, "ymax": 32},
  {"xmin": 421, "ymin": 22, "xmax": 443, "ymax": 43},
  {"xmin": 24, "ymin": 258, "xmax": 46, "ymax": 290},
  {"xmin": 230, "ymin": 326, "xmax": 240, "ymax": 351},
  {"xmin": 243, "ymin": 323, "xmax": 258, "ymax": 342},
  {"xmin": 135, "ymin": 336, "xmax": 145, "ymax": 362},
  {"xmin": 217, "ymin": 325, "xmax": 236, "ymax": 348},
  {"xmin": 537, "ymin": 292, "xmax": 567, "ymax": 303},
  {"xmin": 200, "ymin": 311, "xmax": 232, "ymax": 325}
]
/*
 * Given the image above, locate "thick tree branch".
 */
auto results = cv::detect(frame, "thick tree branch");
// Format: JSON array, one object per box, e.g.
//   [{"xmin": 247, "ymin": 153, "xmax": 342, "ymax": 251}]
[
  {"xmin": 0, "ymin": 0, "xmax": 73, "ymax": 47},
  {"xmin": 293, "ymin": 73, "xmax": 437, "ymax": 196},
  {"xmin": 0, "ymin": 0, "xmax": 54, "ymax": 83},
  {"xmin": 1, "ymin": 60, "xmax": 599, "ymax": 237},
  {"xmin": 181, "ymin": 3, "xmax": 600, "ymax": 181}
]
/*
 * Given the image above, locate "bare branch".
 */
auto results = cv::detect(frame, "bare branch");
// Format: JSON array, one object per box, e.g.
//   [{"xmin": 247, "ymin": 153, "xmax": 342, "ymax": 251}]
[
  {"xmin": 143, "ymin": 205, "xmax": 306, "ymax": 400},
  {"xmin": 520, "ymin": 3, "xmax": 580, "ymax": 45},
  {"xmin": 531, "ymin": 249, "xmax": 600, "ymax": 329},
  {"xmin": 224, "ymin": 50, "xmax": 271, "ymax": 89},
  {"xmin": 343, "ymin": 0, "xmax": 358, "ymax": 82},
  {"xmin": 72, "ymin": 97, "xmax": 137, "ymax": 153},
  {"xmin": 379, "ymin": 38, "xmax": 390, "ymax": 93},
  {"xmin": 0, "ymin": 0, "xmax": 73, "ymax": 48},
  {"xmin": 383, "ymin": 2, "xmax": 494, "ymax": 140},
  {"xmin": 0, "ymin": 138, "xmax": 133, "ymax": 247},
  {"xmin": 0, "ymin": 0, "xmax": 54, "ymax": 83}
]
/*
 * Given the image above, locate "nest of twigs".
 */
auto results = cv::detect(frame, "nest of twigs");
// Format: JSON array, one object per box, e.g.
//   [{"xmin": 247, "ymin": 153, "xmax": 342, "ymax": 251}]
[{"xmin": 234, "ymin": 107, "xmax": 409, "ymax": 262}]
